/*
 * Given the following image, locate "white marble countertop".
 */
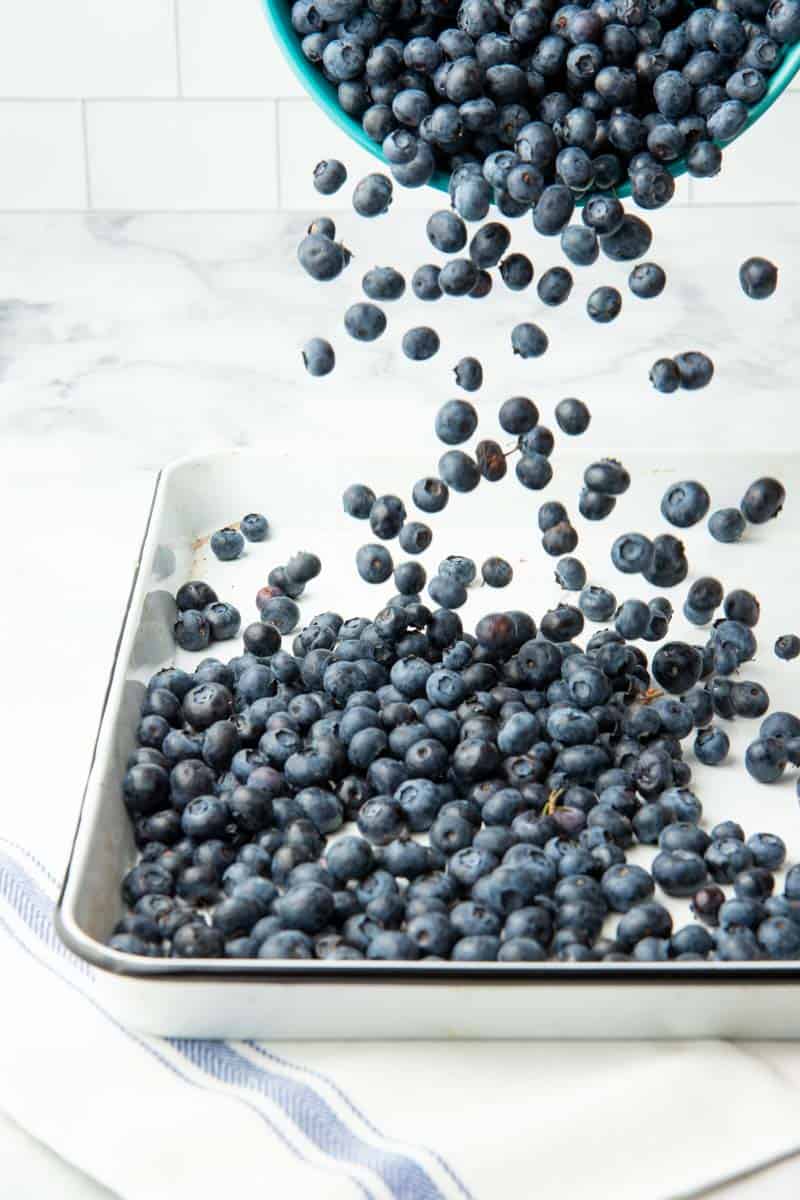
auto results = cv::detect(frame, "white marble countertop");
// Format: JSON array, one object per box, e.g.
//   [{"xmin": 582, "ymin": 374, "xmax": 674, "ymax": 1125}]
[{"xmin": 1, "ymin": 202, "xmax": 800, "ymax": 1197}]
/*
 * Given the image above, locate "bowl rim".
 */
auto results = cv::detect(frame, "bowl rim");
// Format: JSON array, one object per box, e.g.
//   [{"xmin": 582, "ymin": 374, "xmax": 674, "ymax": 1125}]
[{"xmin": 262, "ymin": 0, "xmax": 800, "ymax": 203}]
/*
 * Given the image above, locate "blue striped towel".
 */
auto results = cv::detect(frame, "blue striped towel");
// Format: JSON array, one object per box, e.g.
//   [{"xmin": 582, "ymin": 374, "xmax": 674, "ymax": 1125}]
[{"xmin": 2, "ymin": 836, "xmax": 800, "ymax": 1200}]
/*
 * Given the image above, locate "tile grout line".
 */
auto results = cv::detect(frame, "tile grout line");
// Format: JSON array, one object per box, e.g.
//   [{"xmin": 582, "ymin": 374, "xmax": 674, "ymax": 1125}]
[
  {"xmin": 275, "ymin": 100, "xmax": 282, "ymax": 210},
  {"xmin": 80, "ymin": 100, "xmax": 93, "ymax": 210},
  {"xmin": 173, "ymin": 0, "xmax": 183, "ymax": 97}
]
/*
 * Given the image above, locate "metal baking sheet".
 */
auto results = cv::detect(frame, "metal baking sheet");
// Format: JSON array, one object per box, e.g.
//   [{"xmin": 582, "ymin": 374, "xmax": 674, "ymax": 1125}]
[{"xmin": 56, "ymin": 448, "xmax": 800, "ymax": 1038}]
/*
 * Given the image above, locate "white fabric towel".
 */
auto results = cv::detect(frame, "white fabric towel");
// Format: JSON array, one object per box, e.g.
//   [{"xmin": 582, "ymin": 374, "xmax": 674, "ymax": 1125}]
[{"xmin": 2, "ymin": 837, "xmax": 800, "ymax": 1200}]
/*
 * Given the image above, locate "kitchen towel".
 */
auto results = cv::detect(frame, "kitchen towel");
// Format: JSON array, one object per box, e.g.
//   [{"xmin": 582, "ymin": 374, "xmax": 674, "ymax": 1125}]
[{"xmin": 2, "ymin": 836, "xmax": 800, "ymax": 1200}]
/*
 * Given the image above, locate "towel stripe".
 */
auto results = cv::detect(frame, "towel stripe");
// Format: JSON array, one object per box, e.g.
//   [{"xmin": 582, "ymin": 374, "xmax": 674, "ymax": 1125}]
[{"xmin": 0, "ymin": 844, "xmax": 470, "ymax": 1200}]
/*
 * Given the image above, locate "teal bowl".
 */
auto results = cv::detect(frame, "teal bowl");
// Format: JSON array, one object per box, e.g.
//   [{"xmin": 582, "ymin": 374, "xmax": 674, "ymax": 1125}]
[{"xmin": 263, "ymin": 0, "xmax": 800, "ymax": 200}]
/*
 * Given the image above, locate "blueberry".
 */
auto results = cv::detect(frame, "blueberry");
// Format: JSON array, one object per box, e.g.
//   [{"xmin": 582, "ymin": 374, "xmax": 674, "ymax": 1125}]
[
  {"xmin": 395, "ymin": 561, "xmax": 427, "ymax": 595},
  {"xmin": 452, "ymin": 175, "xmax": 492, "ymax": 221},
  {"xmin": 554, "ymin": 557, "xmax": 586, "ymax": 591},
  {"xmin": 628, "ymin": 261, "xmax": 666, "ymax": 299},
  {"xmin": 511, "ymin": 322, "xmax": 549, "ymax": 358},
  {"xmin": 708, "ymin": 507, "xmax": 746, "ymax": 543},
  {"xmin": 561, "ymin": 225, "xmax": 599, "ymax": 267},
  {"xmin": 426, "ymin": 209, "xmax": 468, "ymax": 255},
  {"xmin": 402, "ymin": 326, "xmax": 440, "ymax": 360},
  {"xmin": 538, "ymin": 501, "xmax": 568, "ymax": 532},
  {"xmin": 312, "ymin": 158, "xmax": 347, "ymax": 194},
  {"xmin": 439, "ymin": 555, "xmax": 476, "ymax": 586},
  {"xmin": 342, "ymin": 483, "xmax": 375, "ymax": 520},
  {"xmin": 469, "ymin": 270, "xmax": 493, "ymax": 299},
  {"xmin": 602, "ymin": 863, "xmax": 655, "ymax": 912},
  {"xmin": 745, "ymin": 737, "xmax": 787, "ymax": 783},
  {"xmin": 579, "ymin": 586, "xmax": 617, "ymax": 623},
  {"xmin": 533, "ymin": 184, "xmax": 575, "ymax": 236},
  {"xmin": 439, "ymin": 450, "xmax": 480, "ymax": 492},
  {"xmin": 435, "ymin": 398, "xmax": 478, "ymax": 445},
  {"xmin": 600, "ymin": 214, "xmax": 652, "ymax": 262},
  {"xmin": 615, "ymin": 598, "xmax": 650, "ymax": 640},
  {"xmin": 352, "ymin": 173, "xmax": 393, "ymax": 217},
  {"xmin": 412, "ymin": 264, "xmax": 443, "ymax": 301},
  {"xmin": 210, "ymin": 527, "xmax": 244, "ymax": 562},
  {"xmin": 776, "ymin": 634, "xmax": 800, "ymax": 661},
  {"xmin": 740, "ymin": 476, "xmax": 785, "ymax": 524},
  {"xmin": 499, "ymin": 253, "xmax": 534, "ymax": 290},
  {"xmin": 344, "ymin": 302, "xmax": 387, "ymax": 341},
  {"xmin": 747, "ymin": 832, "xmax": 787, "ymax": 872},
  {"xmin": 587, "ymin": 285, "xmax": 622, "ymax": 323},
  {"xmin": 611, "ymin": 532, "xmax": 653, "ymax": 575},
  {"xmin": 482, "ymin": 556, "xmax": 513, "ymax": 587},
  {"xmin": 362, "ymin": 266, "xmax": 405, "ymax": 302},
  {"xmin": 258, "ymin": 596, "xmax": 299, "ymax": 634},
  {"xmin": 398, "ymin": 521, "xmax": 432, "ymax": 556},
  {"xmin": 739, "ymin": 256, "xmax": 778, "ymax": 300},
  {"xmin": 440, "ymin": 258, "xmax": 479, "ymax": 296},
  {"xmin": 520, "ymin": 425, "xmax": 554, "ymax": 458},
  {"xmin": 498, "ymin": 395, "xmax": 538, "ymax": 436},
  {"xmin": 649, "ymin": 357, "xmax": 680, "ymax": 393},
  {"xmin": 175, "ymin": 586, "xmax": 217, "ymax": 620},
  {"xmin": 555, "ymin": 397, "xmax": 590, "ymax": 436},
  {"xmin": 515, "ymin": 453, "xmax": 553, "ymax": 491},
  {"xmin": 537, "ymin": 266, "xmax": 573, "ymax": 306},
  {"xmin": 469, "ymin": 222, "xmax": 511, "ymax": 268},
  {"xmin": 297, "ymin": 233, "xmax": 349, "ymax": 282},
  {"xmin": 356, "ymin": 544, "xmax": 393, "ymax": 584},
  {"xmin": 542, "ymin": 522, "xmax": 578, "ymax": 557},
  {"xmin": 674, "ymin": 351, "xmax": 714, "ymax": 390},
  {"xmin": 642, "ymin": 534, "xmax": 688, "ymax": 588},
  {"xmin": 174, "ymin": 610, "xmax": 211, "ymax": 652},
  {"xmin": 302, "ymin": 336, "xmax": 335, "ymax": 377},
  {"xmin": 660, "ymin": 480, "xmax": 711, "ymax": 529},
  {"xmin": 428, "ymin": 574, "xmax": 468, "ymax": 609},
  {"xmin": 584, "ymin": 459, "xmax": 630, "ymax": 496},
  {"xmin": 412, "ymin": 476, "xmax": 449, "ymax": 513}
]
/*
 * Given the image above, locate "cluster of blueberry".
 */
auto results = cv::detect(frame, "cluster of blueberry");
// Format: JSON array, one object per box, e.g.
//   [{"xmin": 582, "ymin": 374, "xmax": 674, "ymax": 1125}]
[
  {"xmin": 298, "ymin": 156, "xmax": 779, "ymax": 377},
  {"xmin": 292, "ymin": 0, "xmax": 800, "ymax": 216},
  {"xmin": 112, "ymin": 568, "xmax": 800, "ymax": 961},
  {"xmin": 708, "ymin": 475, "xmax": 786, "ymax": 543}
]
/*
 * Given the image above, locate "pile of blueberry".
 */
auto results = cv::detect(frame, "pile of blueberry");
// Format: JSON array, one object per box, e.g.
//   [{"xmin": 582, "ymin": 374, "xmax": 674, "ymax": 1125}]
[
  {"xmin": 113, "ymin": 511, "xmax": 800, "ymax": 962},
  {"xmin": 293, "ymin": 0, "xmax": 800, "ymax": 213}
]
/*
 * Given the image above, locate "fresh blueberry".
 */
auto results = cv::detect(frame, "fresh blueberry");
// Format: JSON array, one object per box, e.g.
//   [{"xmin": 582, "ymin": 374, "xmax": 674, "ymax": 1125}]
[
  {"xmin": 537, "ymin": 266, "xmax": 573, "ymax": 306},
  {"xmin": 302, "ymin": 337, "xmax": 335, "ymax": 376},
  {"xmin": 412, "ymin": 264, "xmax": 443, "ymax": 301},
  {"xmin": 482, "ymin": 556, "xmax": 513, "ymax": 587},
  {"xmin": 356, "ymin": 544, "xmax": 393, "ymax": 584},
  {"xmin": 362, "ymin": 266, "xmax": 405, "ymax": 301},
  {"xmin": 439, "ymin": 450, "xmax": 480, "ymax": 493},
  {"xmin": 740, "ymin": 477, "xmax": 786, "ymax": 524},
  {"xmin": 739, "ymin": 256, "xmax": 778, "ymax": 300},
  {"xmin": 352, "ymin": 173, "xmax": 393, "ymax": 217},
  {"xmin": 412, "ymin": 476, "xmax": 449, "ymax": 513},
  {"xmin": 649, "ymin": 357, "xmax": 681, "ymax": 393},
  {"xmin": 297, "ymin": 233, "xmax": 349, "ymax": 282},
  {"xmin": 776, "ymin": 634, "xmax": 800, "ymax": 661},
  {"xmin": 674, "ymin": 351, "xmax": 714, "ymax": 390},
  {"xmin": 210, "ymin": 527, "xmax": 244, "ymax": 562},
  {"xmin": 454, "ymin": 356, "xmax": 483, "ymax": 392},
  {"xmin": 587, "ymin": 285, "xmax": 622, "ymax": 323},
  {"xmin": 511, "ymin": 322, "xmax": 549, "ymax": 358},
  {"xmin": 435, "ymin": 398, "xmax": 478, "ymax": 445},
  {"xmin": 628, "ymin": 262, "xmax": 666, "ymax": 299},
  {"xmin": 427, "ymin": 209, "xmax": 467, "ymax": 253},
  {"xmin": 554, "ymin": 557, "xmax": 586, "ymax": 591},
  {"xmin": 708, "ymin": 507, "xmax": 746, "ymax": 543},
  {"xmin": 313, "ymin": 158, "xmax": 347, "ymax": 194},
  {"xmin": 555, "ymin": 397, "xmax": 590, "ymax": 436},
  {"xmin": 344, "ymin": 302, "xmax": 387, "ymax": 341},
  {"xmin": 499, "ymin": 253, "xmax": 534, "ymax": 290},
  {"xmin": 611, "ymin": 533, "xmax": 653, "ymax": 575},
  {"xmin": 403, "ymin": 326, "xmax": 440, "ymax": 360}
]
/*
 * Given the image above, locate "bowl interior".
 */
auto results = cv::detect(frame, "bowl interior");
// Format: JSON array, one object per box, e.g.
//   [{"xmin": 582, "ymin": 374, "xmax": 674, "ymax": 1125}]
[{"xmin": 263, "ymin": 0, "xmax": 800, "ymax": 202}]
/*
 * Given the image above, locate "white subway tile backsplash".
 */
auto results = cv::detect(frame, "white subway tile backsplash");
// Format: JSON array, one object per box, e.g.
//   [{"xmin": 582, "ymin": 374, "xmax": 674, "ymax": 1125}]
[
  {"xmin": 0, "ymin": 103, "xmax": 86, "ymax": 208},
  {"xmin": 178, "ymin": 0, "xmax": 304, "ymax": 99},
  {"xmin": 278, "ymin": 99, "xmax": 437, "ymax": 210},
  {"xmin": 690, "ymin": 96, "xmax": 800, "ymax": 205},
  {"xmin": 0, "ymin": 1, "xmax": 177, "ymax": 99},
  {"xmin": 86, "ymin": 101, "xmax": 278, "ymax": 210}
]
